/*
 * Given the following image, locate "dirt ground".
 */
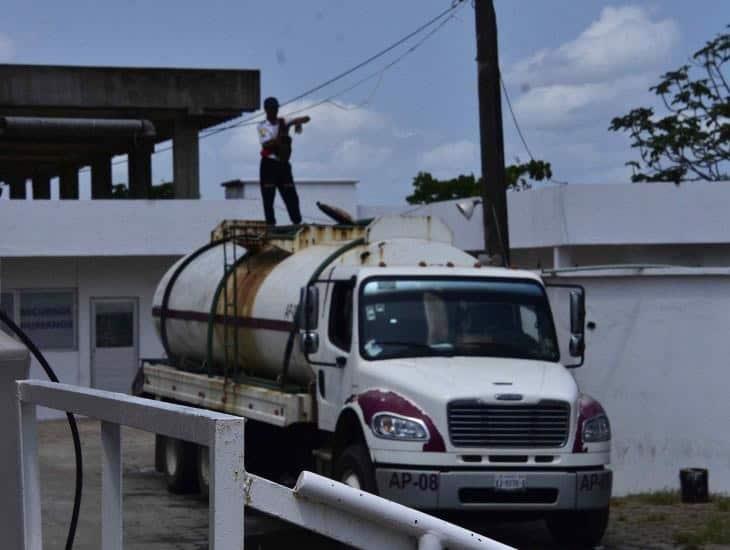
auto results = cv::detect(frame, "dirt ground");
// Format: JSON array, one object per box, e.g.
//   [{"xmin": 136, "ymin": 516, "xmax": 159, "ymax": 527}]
[{"xmin": 38, "ymin": 419, "xmax": 729, "ymax": 549}]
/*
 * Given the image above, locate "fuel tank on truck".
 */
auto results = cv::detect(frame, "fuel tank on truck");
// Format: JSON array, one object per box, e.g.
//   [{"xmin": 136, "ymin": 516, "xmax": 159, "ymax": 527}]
[{"xmin": 152, "ymin": 216, "xmax": 477, "ymax": 387}]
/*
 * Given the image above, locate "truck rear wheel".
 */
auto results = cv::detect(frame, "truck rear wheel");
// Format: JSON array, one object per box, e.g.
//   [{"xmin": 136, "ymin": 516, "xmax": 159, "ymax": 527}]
[
  {"xmin": 545, "ymin": 507, "xmax": 609, "ymax": 547},
  {"xmin": 334, "ymin": 444, "xmax": 377, "ymax": 494},
  {"xmin": 163, "ymin": 436, "xmax": 198, "ymax": 494}
]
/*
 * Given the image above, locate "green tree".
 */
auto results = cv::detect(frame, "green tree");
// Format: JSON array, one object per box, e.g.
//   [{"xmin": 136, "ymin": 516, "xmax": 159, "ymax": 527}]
[
  {"xmin": 609, "ymin": 26, "xmax": 729, "ymax": 183},
  {"xmin": 110, "ymin": 181, "xmax": 175, "ymax": 199},
  {"xmin": 405, "ymin": 159, "xmax": 552, "ymax": 205}
]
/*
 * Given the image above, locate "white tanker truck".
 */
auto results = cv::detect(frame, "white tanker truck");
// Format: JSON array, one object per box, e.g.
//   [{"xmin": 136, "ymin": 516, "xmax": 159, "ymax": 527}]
[{"xmin": 138, "ymin": 215, "xmax": 612, "ymax": 546}]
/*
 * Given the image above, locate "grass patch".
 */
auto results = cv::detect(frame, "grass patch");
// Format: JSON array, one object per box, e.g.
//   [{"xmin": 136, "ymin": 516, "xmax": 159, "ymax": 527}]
[
  {"xmin": 714, "ymin": 495, "xmax": 730, "ymax": 512},
  {"xmin": 673, "ymin": 514, "xmax": 730, "ymax": 547},
  {"xmin": 623, "ymin": 490, "xmax": 681, "ymax": 506},
  {"xmin": 643, "ymin": 512, "xmax": 668, "ymax": 523}
]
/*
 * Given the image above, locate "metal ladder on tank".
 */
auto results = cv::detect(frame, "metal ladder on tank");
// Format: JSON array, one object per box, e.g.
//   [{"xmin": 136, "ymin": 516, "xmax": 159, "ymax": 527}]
[
  {"xmin": 218, "ymin": 221, "xmax": 268, "ymax": 382},
  {"xmin": 221, "ymin": 229, "xmax": 241, "ymax": 383}
]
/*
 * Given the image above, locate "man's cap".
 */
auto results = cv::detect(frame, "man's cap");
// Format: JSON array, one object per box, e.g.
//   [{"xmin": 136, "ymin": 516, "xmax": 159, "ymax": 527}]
[{"xmin": 263, "ymin": 97, "xmax": 279, "ymax": 110}]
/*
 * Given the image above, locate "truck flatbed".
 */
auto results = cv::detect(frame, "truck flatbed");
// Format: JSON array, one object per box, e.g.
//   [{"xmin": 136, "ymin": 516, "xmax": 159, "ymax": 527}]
[{"xmin": 142, "ymin": 362, "xmax": 313, "ymax": 427}]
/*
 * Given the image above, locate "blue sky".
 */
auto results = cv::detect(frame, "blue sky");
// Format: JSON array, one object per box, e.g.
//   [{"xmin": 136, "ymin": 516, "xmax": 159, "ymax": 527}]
[{"xmin": 1, "ymin": 1, "xmax": 728, "ymax": 203}]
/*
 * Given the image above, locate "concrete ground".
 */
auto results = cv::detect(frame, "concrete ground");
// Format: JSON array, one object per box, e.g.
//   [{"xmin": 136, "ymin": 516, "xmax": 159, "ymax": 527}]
[{"xmin": 38, "ymin": 419, "xmax": 724, "ymax": 549}]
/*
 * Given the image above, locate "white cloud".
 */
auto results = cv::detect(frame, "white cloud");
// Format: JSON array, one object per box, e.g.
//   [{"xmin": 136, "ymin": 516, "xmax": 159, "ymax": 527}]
[
  {"xmin": 508, "ymin": 6, "xmax": 679, "ymax": 89},
  {"xmin": 0, "ymin": 32, "xmax": 15, "ymax": 61},
  {"xmin": 505, "ymin": 5, "xmax": 680, "ymax": 135},
  {"xmin": 419, "ymin": 140, "xmax": 479, "ymax": 178},
  {"xmin": 513, "ymin": 74, "xmax": 651, "ymax": 130}
]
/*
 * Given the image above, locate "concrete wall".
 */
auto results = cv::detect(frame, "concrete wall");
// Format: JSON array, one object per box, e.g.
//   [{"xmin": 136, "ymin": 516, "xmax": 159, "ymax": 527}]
[
  {"xmin": 0, "ymin": 199, "xmax": 343, "ymax": 257},
  {"xmin": 548, "ymin": 269, "xmax": 730, "ymax": 495},
  {"xmin": 1, "ymin": 256, "xmax": 176, "ymax": 418}
]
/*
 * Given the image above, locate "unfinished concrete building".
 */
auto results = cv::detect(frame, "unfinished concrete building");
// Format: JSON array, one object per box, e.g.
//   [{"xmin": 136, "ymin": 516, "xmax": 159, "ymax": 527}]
[{"xmin": 0, "ymin": 64, "xmax": 259, "ymax": 199}]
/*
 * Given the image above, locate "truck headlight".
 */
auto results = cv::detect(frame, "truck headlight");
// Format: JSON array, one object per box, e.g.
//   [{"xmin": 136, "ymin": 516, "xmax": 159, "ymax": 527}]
[
  {"xmin": 583, "ymin": 414, "xmax": 611, "ymax": 442},
  {"xmin": 371, "ymin": 412, "xmax": 429, "ymax": 441}
]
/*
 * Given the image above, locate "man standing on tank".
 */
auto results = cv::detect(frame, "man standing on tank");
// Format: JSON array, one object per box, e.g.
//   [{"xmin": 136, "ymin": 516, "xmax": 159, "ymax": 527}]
[{"xmin": 257, "ymin": 97, "xmax": 310, "ymax": 226}]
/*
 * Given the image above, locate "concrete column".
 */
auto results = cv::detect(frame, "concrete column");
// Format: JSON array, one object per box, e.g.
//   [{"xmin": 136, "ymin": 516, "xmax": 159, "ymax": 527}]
[
  {"xmin": 59, "ymin": 166, "xmax": 80, "ymax": 200},
  {"xmin": 7, "ymin": 176, "xmax": 27, "ymax": 200},
  {"xmin": 128, "ymin": 144, "xmax": 152, "ymax": 199},
  {"xmin": 0, "ymin": 331, "xmax": 31, "ymax": 550},
  {"xmin": 91, "ymin": 155, "xmax": 112, "ymax": 199},
  {"xmin": 173, "ymin": 119, "xmax": 200, "ymax": 199},
  {"xmin": 31, "ymin": 175, "xmax": 51, "ymax": 200}
]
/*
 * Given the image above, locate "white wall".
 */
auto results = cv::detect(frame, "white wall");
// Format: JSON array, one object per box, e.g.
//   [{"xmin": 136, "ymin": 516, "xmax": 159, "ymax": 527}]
[
  {"xmin": 548, "ymin": 270, "xmax": 730, "ymax": 495},
  {"xmin": 0, "ymin": 199, "xmax": 354, "ymax": 258},
  {"xmin": 1, "ymin": 256, "xmax": 176, "ymax": 418}
]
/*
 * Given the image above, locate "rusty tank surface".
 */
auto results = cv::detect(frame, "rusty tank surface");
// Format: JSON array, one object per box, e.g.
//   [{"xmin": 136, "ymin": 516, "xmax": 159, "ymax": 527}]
[{"xmin": 152, "ymin": 216, "xmax": 474, "ymax": 387}]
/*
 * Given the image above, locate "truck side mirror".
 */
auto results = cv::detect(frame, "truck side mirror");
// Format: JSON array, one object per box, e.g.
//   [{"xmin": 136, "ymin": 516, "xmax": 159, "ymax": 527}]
[
  {"xmin": 299, "ymin": 286, "xmax": 320, "ymax": 355},
  {"xmin": 569, "ymin": 290, "xmax": 585, "ymax": 358},
  {"xmin": 299, "ymin": 286, "xmax": 319, "ymax": 330}
]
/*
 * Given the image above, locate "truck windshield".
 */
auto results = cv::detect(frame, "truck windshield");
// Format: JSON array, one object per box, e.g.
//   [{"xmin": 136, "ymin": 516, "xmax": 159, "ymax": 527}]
[{"xmin": 359, "ymin": 277, "xmax": 559, "ymax": 362}]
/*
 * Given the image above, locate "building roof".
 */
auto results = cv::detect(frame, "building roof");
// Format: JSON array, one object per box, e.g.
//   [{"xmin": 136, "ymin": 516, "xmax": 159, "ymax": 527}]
[{"xmin": 0, "ymin": 63, "xmax": 260, "ymax": 180}]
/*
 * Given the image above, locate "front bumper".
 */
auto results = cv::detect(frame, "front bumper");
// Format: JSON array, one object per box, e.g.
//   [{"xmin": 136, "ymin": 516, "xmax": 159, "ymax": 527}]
[{"xmin": 375, "ymin": 467, "xmax": 612, "ymax": 511}]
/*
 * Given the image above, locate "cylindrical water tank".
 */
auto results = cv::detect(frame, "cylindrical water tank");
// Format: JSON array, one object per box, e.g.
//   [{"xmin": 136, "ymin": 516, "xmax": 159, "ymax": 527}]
[{"xmin": 152, "ymin": 218, "xmax": 474, "ymax": 386}]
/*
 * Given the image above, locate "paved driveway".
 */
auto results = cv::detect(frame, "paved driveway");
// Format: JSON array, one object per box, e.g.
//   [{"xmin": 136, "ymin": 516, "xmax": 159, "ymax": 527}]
[{"xmin": 38, "ymin": 419, "xmax": 684, "ymax": 549}]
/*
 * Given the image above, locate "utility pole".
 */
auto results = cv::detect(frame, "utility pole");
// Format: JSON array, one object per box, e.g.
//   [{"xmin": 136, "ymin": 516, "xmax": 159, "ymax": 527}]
[{"xmin": 474, "ymin": 0, "xmax": 510, "ymax": 265}]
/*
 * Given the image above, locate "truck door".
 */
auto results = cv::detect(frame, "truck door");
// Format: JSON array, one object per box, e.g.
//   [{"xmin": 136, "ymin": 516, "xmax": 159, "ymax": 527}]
[{"xmin": 308, "ymin": 267, "xmax": 356, "ymax": 431}]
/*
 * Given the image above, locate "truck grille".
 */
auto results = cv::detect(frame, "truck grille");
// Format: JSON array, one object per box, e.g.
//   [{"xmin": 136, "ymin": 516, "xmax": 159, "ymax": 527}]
[{"xmin": 447, "ymin": 400, "xmax": 570, "ymax": 448}]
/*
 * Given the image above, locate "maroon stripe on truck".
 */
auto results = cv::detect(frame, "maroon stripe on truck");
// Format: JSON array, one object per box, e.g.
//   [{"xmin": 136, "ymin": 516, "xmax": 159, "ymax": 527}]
[{"xmin": 152, "ymin": 306, "xmax": 294, "ymax": 332}]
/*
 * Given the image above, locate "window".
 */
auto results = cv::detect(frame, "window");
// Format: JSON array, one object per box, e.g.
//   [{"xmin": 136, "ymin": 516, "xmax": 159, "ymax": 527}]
[
  {"xmin": 0, "ymin": 292, "xmax": 14, "ymax": 335},
  {"xmin": 328, "ymin": 282, "xmax": 353, "ymax": 351},
  {"xmin": 19, "ymin": 290, "xmax": 76, "ymax": 350},
  {"xmin": 359, "ymin": 277, "xmax": 559, "ymax": 362},
  {"xmin": 95, "ymin": 301, "xmax": 134, "ymax": 348}
]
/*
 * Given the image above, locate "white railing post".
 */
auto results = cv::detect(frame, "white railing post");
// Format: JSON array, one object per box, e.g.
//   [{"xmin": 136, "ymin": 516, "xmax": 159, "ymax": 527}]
[
  {"xmin": 0, "ymin": 331, "xmax": 31, "ymax": 550},
  {"xmin": 20, "ymin": 401, "xmax": 42, "ymax": 550},
  {"xmin": 209, "ymin": 418, "xmax": 245, "ymax": 550},
  {"xmin": 101, "ymin": 421, "xmax": 123, "ymax": 550}
]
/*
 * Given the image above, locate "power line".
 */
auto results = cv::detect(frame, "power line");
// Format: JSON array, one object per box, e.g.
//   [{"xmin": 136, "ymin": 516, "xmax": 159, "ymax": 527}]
[
  {"xmin": 500, "ymin": 76, "xmax": 569, "ymax": 185},
  {"xmin": 78, "ymin": 1, "xmax": 466, "ymax": 181},
  {"xmin": 106, "ymin": 1, "xmax": 466, "ymax": 168},
  {"xmin": 200, "ymin": 0, "xmax": 465, "ymax": 139},
  {"xmin": 500, "ymin": 76, "xmax": 534, "ymax": 161}
]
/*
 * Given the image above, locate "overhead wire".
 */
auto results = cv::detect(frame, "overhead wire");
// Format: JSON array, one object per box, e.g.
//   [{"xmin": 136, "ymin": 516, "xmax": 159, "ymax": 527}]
[
  {"xmin": 79, "ymin": 1, "xmax": 466, "ymax": 184},
  {"xmin": 500, "ymin": 76, "xmax": 569, "ymax": 185}
]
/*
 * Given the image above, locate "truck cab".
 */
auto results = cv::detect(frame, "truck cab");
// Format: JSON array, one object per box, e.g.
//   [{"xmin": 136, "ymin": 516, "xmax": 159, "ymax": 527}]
[{"xmin": 301, "ymin": 265, "xmax": 611, "ymax": 546}]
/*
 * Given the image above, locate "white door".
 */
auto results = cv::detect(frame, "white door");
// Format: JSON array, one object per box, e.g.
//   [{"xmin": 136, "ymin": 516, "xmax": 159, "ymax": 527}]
[{"xmin": 91, "ymin": 298, "xmax": 138, "ymax": 394}]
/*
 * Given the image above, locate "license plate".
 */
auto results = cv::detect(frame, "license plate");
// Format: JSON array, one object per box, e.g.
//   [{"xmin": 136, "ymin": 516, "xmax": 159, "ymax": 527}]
[{"xmin": 495, "ymin": 474, "xmax": 527, "ymax": 492}]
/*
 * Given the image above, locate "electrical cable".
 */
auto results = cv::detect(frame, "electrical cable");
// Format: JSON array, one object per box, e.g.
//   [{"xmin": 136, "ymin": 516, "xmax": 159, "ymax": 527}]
[
  {"xmin": 84, "ymin": 1, "xmax": 466, "ymax": 184},
  {"xmin": 0, "ymin": 310, "xmax": 83, "ymax": 550},
  {"xmin": 500, "ymin": 76, "xmax": 569, "ymax": 185}
]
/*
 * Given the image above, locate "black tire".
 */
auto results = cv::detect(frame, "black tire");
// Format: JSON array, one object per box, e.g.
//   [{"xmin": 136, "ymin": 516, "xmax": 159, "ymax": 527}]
[
  {"xmin": 545, "ymin": 507, "xmax": 609, "ymax": 548},
  {"xmin": 333, "ymin": 444, "xmax": 377, "ymax": 494},
  {"xmin": 154, "ymin": 434, "xmax": 166, "ymax": 473},
  {"xmin": 163, "ymin": 436, "xmax": 198, "ymax": 494},
  {"xmin": 197, "ymin": 445, "xmax": 210, "ymax": 500}
]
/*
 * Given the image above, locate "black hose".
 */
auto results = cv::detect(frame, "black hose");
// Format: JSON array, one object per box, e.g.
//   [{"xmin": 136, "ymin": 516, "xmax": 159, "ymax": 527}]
[{"xmin": 0, "ymin": 310, "xmax": 82, "ymax": 550}]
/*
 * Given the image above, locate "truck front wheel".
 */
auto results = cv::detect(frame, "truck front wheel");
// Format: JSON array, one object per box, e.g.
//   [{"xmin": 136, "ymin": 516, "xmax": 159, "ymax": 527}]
[
  {"xmin": 545, "ymin": 507, "xmax": 609, "ymax": 547},
  {"xmin": 163, "ymin": 436, "xmax": 198, "ymax": 494},
  {"xmin": 334, "ymin": 444, "xmax": 377, "ymax": 494}
]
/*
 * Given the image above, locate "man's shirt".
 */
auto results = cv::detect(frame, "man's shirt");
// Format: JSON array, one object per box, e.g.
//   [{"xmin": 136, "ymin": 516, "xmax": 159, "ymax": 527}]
[{"xmin": 258, "ymin": 119, "xmax": 285, "ymax": 160}]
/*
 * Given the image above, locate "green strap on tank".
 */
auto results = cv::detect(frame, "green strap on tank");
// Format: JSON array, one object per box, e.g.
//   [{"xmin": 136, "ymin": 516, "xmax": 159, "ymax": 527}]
[{"xmin": 280, "ymin": 237, "xmax": 366, "ymax": 387}]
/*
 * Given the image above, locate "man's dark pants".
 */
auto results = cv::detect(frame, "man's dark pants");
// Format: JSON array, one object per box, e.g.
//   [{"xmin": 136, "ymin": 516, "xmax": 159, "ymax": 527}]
[{"xmin": 259, "ymin": 156, "xmax": 302, "ymax": 226}]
